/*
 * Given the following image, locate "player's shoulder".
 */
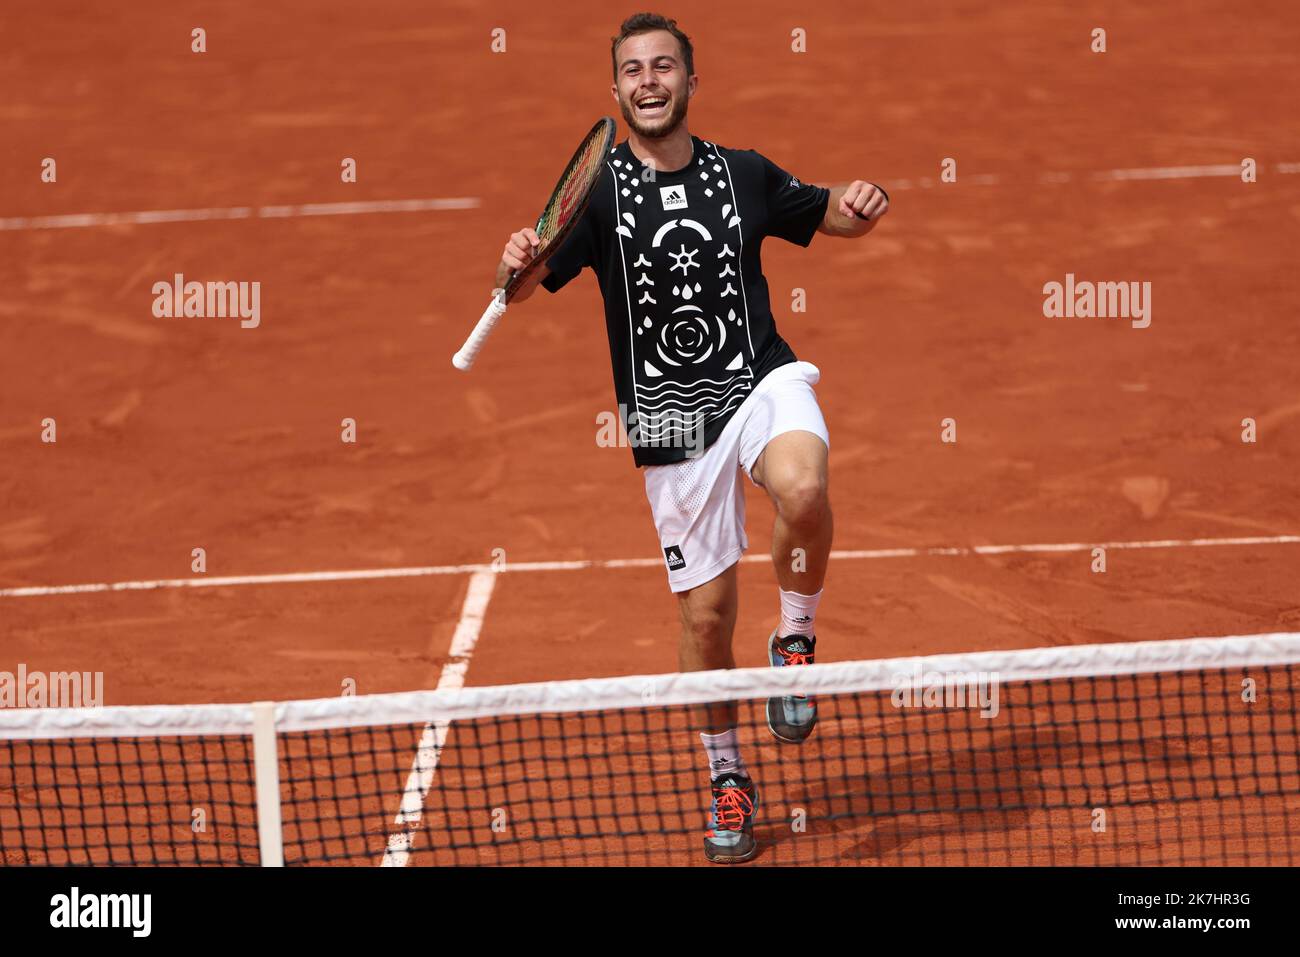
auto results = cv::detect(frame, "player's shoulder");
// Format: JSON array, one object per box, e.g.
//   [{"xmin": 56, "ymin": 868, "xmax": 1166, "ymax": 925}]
[
  {"xmin": 593, "ymin": 141, "xmax": 637, "ymax": 196},
  {"xmin": 581, "ymin": 150, "xmax": 623, "ymax": 213},
  {"xmin": 699, "ymin": 138, "xmax": 766, "ymax": 166},
  {"xmin": 699, "ymin": 139, "xmax": 780, "ymax": 183}
]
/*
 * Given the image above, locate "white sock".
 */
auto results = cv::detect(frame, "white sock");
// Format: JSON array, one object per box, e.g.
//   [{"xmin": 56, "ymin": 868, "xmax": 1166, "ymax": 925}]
[
  {"xmin": 779, "ymin": 587, "xmax": 822, "ymax": 637},
  {"xmin": 700, "ymin": 729, "xmax": 746, "ymax": 780}
]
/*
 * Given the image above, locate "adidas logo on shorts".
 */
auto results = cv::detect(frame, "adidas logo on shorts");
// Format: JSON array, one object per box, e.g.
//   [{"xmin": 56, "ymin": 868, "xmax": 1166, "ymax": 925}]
[{"xmin": 663, "ymin": 545, "xmax": 687, "ymax": 571}]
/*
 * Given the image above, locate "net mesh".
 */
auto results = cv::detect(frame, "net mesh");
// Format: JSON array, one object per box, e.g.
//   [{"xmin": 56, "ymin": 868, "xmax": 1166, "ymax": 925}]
[
  {"xmin": 3, "ymin": 634, "xmax": 1299, "ymax": 866},
  {"xmin": 2, "ymin": 735, "xmax": 259, "ymax": 865}
]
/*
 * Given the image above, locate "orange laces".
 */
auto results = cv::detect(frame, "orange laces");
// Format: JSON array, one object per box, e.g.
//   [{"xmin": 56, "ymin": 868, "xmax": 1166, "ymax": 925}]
[
  {"xmin": 777, "ymin": 644, "xmax": 814, "ymax": 666},
  {"xmin": 712, "ymin": 786, "xmax": 754, "ymax": 830}
]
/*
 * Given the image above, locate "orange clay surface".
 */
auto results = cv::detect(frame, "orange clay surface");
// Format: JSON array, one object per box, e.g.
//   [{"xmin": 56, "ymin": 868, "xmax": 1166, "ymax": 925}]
[{"xmin": 2, "ymin": 2, "xmax": 1298, "ymax": 864}]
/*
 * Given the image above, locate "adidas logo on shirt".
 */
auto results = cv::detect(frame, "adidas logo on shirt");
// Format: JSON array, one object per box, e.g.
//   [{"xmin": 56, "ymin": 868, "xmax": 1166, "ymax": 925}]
[
  {"xmin": 659, "ymin": 184, "xmax": 687, "ymax": 210},
  {"xmin": 664, "ymin": 545, "xmax": 687, "ymax": 570}
]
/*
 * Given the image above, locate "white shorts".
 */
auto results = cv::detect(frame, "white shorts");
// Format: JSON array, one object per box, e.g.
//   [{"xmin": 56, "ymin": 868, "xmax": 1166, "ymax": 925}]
[{"xmin": 643, "ymin": 361, "xmax": 830, "ymax": 593}]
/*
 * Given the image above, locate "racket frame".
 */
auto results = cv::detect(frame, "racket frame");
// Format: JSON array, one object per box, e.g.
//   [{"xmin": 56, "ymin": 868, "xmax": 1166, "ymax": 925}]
[{"xmin": 453, "ymin": 117, "xmax": 616, "ymax": 371}]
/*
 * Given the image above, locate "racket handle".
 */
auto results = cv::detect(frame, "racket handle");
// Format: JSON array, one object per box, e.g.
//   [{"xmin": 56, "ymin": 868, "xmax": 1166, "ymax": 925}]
[{"xmin": 453, "ymin": 292, "xmax": 508, "ymax": 371}]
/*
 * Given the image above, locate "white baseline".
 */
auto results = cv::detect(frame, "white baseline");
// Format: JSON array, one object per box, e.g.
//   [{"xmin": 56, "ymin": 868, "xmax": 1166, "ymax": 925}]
[
  {"xmin": 0, "ymin": 197, "xmax": 479, "ymax": 232},
  {"xmin": 4, "ymin": 159, "xmax": 1296, "ymax": 232}
]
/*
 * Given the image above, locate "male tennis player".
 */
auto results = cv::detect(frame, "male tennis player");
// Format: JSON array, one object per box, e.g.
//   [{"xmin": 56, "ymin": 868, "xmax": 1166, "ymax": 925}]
[{"xmin": 495, "ymin": 13, "xmax": 888, "ymax": 863}]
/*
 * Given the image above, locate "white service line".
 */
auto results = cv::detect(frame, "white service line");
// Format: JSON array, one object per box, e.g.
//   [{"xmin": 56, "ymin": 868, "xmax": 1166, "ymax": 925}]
[
  {"xmin": 831, "ymin": 534, "xmax": 1300, "ymax": 558},
  {"xmin": 0, "ymin": 197, "xmax": 479, "ymax": 232},
  {"xmin": 2, "ymin": 534, "xmax": 1298, "ymax": 599},
  {"xmin": 380, "ymin": 568, "xmax": 496, "ymax": 867}
]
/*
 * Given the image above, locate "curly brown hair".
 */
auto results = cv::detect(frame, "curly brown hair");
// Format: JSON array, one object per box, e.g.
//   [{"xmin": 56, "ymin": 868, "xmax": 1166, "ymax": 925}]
[{"xmin": 611, "ymin": 13, "xmax": 694, "ymax": 78}]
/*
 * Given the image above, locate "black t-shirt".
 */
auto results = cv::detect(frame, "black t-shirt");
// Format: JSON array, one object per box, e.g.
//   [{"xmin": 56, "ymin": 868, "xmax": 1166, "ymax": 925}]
[{"xmin": 541, "ymin": 135, "xmax": 830, "ymax": 467}]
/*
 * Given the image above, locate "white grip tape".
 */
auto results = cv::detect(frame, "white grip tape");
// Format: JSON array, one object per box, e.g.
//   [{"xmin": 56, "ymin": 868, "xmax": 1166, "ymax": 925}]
[{"xmin": 452, "ymin": 293, "xmax": 508, "ymax": 371}]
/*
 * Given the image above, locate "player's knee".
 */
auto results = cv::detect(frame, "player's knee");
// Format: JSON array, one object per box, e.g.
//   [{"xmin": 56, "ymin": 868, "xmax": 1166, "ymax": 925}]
[
  {"xmin": 774, "ymin": 474, "xmax": 829, "ymax": 528},
  {"xmin": 681, "ymin": 603, "xmax": 727, "ymax": 645}
]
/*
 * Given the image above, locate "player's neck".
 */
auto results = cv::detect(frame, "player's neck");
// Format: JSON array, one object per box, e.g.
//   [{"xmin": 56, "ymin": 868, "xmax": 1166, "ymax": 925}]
[{"xmin": 627, "ymin": 124, "xmax": 694, "ymax": 174}]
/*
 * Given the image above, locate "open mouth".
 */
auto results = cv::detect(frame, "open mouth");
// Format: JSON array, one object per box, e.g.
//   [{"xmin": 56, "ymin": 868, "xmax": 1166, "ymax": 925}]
[{"xmin": 635, "ymin": 95, "xmax": 669, "ymax": 118}]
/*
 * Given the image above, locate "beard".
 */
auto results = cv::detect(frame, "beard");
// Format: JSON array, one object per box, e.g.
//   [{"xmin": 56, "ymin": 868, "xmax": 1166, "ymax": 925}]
[{"xmin": 619, "ymin": 89, "xmax": 689, "ymax": 139}]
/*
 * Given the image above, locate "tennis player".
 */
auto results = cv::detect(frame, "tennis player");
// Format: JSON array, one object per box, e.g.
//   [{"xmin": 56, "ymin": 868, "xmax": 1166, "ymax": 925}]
[{"xmin": 495, "ymin": 13, "xmax": 888, "ymax": 863}]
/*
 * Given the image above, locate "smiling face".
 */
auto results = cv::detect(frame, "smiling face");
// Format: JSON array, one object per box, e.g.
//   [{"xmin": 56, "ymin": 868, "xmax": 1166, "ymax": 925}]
[{"xmin": 611, "ymin": 29, "xmax": 696, "ymax": 139}]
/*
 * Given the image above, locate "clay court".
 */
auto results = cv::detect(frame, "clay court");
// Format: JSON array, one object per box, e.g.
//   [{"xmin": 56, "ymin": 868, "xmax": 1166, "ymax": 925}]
[{"xmin": 2, "ymin": 1, "xmax": 1299, "ymax": 866}]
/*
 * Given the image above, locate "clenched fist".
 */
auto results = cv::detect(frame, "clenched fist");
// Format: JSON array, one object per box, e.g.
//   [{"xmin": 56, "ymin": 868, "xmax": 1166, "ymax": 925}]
[{"xmin": 838, "ymin": 181, "xmax": 889, "ymax": 222}]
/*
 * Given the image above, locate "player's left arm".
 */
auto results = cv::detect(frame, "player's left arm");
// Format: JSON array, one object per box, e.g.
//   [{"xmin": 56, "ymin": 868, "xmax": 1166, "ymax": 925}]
[{"xmin": 817, "ymin": 181, "xmax": 889, "ymax": 237}]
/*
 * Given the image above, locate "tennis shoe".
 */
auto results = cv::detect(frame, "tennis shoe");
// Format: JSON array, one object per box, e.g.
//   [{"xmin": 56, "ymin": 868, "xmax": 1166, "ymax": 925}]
[
  {"xmin": 766, "ymin": 631, "xmax": 818, "ymax": 744},
  {"xmin": 703, "ymin": 771, "xmax": 759, "ymax": 864}
]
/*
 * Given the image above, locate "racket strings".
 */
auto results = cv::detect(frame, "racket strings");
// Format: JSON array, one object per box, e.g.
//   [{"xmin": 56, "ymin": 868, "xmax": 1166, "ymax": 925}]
[{"xmin": 536, "ymin": 121, "xmax": 615, "ymax": 248}]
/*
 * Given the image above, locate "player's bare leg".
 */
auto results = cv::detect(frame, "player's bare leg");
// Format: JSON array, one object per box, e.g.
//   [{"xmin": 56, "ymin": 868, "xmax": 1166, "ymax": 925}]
[
  {"xmin": 676, "ymin": 564, "xmax": 739, "ymax": 733},
  {"xmin": 752, "ymin": 429, "xmax": 832, "ymax": 743},
  {"xmin": 676, "ymin": 564, "xmax": 757, "ymax": 862},
  {"xmin": 753, "ymin": 429, "xmax": 832, "ymax": 592}
]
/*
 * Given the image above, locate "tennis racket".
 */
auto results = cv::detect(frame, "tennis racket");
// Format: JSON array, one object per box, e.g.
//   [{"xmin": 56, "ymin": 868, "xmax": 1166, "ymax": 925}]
[{"xmin": 452, "ymin": 116, "xmax": 616, "ymax": 371}]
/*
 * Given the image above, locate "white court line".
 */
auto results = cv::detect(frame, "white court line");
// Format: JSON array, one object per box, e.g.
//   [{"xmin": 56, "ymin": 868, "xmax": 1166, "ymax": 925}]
[
  {"xmin": 380, "ymin": 569, "xmax": 496, "ymax": 867},
  {"xmin": 890, "ymin": 161, "xmax": 1298, "ymax": 191},
  {"xmin": 2, "ymin": 534, "xmax": 1297, "ymax": 599},
  {"xmin": 3, "ymin": 159, "xmax": 1295, "ymax": 232},
  {"xmin": 0, "ymin": 197, "xmax": 479, "ymax": 232},
  {"xmin": 1093, "ymin": 164, "xmax": 1246, "ymax": 181}
]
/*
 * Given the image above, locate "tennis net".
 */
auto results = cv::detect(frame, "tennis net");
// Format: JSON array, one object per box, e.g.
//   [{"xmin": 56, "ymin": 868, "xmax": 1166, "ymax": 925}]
[{"xmin": 2, "ymin": 633, "xmax": 1298, "ymax": 866}]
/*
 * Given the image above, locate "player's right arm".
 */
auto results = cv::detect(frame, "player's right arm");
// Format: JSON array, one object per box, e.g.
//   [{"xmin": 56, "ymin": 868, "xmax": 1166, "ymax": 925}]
[{"xmin": 495, "ymin": 227, "xmax": 550, "ymax": 303}]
